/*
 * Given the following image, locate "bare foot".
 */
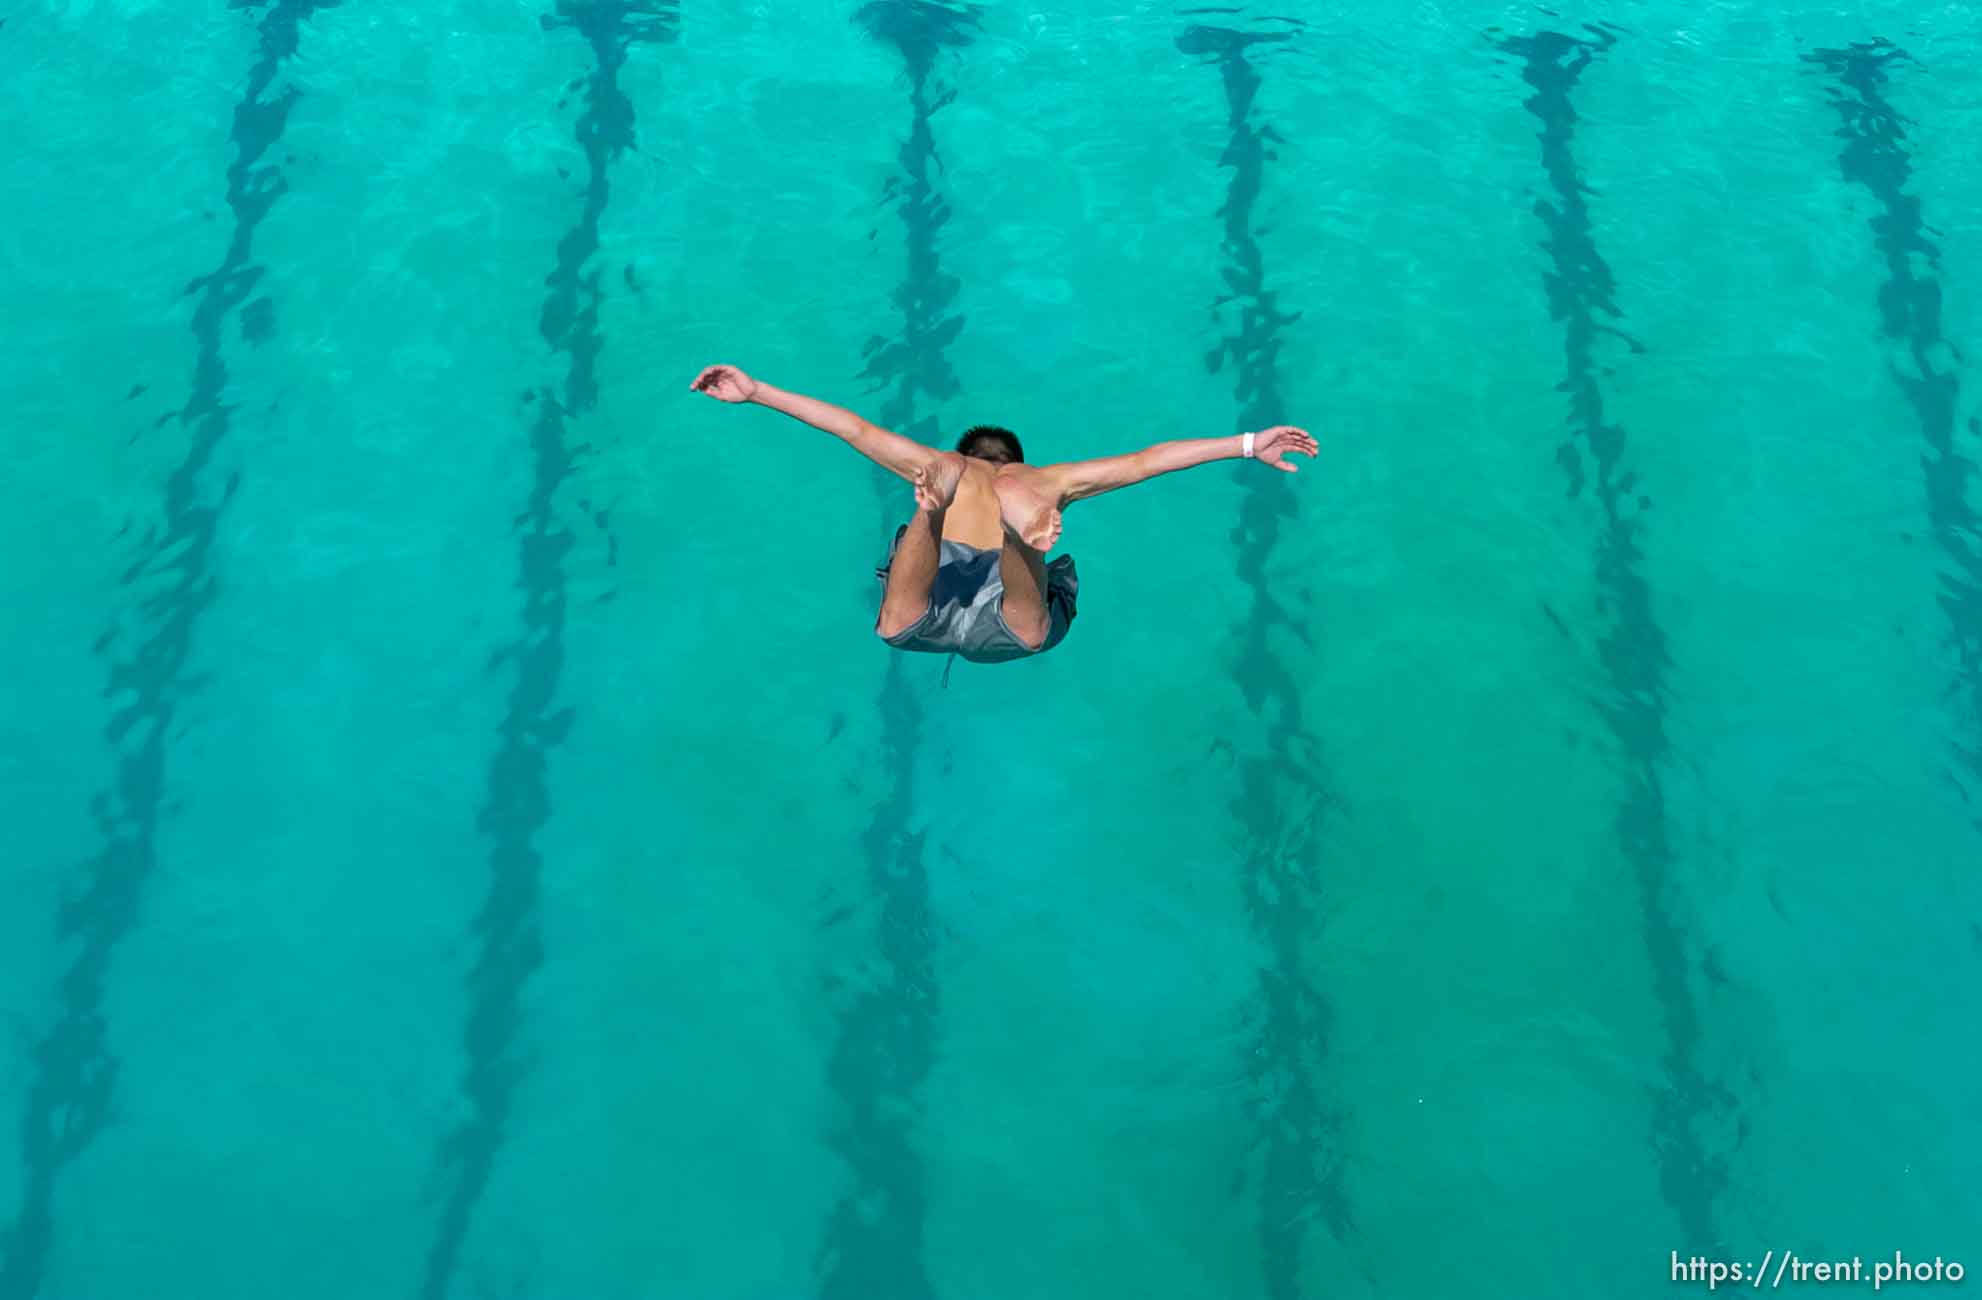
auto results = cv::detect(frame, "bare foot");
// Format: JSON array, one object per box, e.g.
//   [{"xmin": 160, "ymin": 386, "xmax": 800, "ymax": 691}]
[
  {"xmin": 913, "ymin": 451, "xmax": 967, "ymax": 513},
  {"xmin": 993, "ymin": 465, "xmax": 1062, "ymax": 551}
]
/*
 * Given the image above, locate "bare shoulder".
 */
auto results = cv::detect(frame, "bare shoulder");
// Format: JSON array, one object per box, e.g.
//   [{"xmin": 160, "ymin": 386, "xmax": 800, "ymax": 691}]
[{"xmin": 1026, "ymin": 456, "xmax": 1132, "ymax": 505}]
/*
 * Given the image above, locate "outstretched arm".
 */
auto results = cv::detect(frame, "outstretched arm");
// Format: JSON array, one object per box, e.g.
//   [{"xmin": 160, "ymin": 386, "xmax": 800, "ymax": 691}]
[
  {"xmin": 1042, "ymin": 426, "xmax": 1318, "ymax": 504},
  {"xmin": 690, "ymin": 363, "xmax": 936, "ymax": 482}
]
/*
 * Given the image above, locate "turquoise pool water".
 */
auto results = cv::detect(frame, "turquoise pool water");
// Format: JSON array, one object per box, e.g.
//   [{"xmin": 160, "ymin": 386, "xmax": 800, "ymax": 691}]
[{"xmin": 4, "ymin": 2, "xmax": 1979, "ymax": 1297}]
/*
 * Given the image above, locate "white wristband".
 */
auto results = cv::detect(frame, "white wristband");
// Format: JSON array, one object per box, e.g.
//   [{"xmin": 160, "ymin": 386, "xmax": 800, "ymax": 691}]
[{"xmin": 1242, "ymin": 431, "xmax": 1256, "ymax": 458}]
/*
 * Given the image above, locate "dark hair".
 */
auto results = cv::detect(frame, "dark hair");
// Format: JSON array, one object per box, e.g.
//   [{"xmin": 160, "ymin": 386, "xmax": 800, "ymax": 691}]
[{"xmin": 956, "ymin": 424, "xmax": 1023, "ymax": 463}]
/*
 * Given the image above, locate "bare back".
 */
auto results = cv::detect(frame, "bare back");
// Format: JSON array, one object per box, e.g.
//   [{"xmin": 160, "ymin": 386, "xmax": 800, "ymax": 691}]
[{"xmin": 936, "ymin": 457, "xmax": 1008, "ymax": 549}]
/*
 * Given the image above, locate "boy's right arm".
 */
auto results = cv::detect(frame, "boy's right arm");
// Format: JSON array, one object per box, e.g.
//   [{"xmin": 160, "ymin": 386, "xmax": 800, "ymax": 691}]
[{"xmin": 1044, "ymin": 427, "xmax": 1316, "ymax": 504}]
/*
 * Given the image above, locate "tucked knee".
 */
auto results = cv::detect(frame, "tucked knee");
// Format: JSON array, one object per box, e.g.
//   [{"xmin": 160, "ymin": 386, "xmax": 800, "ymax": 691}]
[
  {"xmin": 877, "ymin": 602, "xmax": 926, "ymax": 639},
  {"xmin": 1003, "ymin": 606, "xmax": 1049, "ymax": 650}
]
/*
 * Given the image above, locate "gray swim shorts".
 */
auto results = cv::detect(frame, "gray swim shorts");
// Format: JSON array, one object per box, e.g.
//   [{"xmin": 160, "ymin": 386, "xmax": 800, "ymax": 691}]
[{"xmin": 873, "ymin": 523, "xmax": 1079, "ymax": 663}]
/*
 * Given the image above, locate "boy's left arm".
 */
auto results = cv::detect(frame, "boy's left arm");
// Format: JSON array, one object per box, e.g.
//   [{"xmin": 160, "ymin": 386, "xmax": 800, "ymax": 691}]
[{"xmin": 751, "ymin": 383, "xmax": 936, "ymax": 482}]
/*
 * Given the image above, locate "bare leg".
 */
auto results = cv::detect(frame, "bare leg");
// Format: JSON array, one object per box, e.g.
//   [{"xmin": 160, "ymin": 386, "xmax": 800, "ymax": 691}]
[
  {"xmin": 878, "ymin": 452, "xmax": 966, "ymax": 638},
  {"xmin": 877, "ymin": 508, "xmax": 942, "ymax": 638},
  {"xmin": 996, "ymin": 526, "xmax": 1052, "ymax": 649}
]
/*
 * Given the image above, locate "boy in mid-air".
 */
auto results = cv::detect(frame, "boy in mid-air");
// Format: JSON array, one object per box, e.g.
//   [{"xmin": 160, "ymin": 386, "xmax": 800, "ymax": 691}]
[{"xmin": 691, "ymin": 363, "xmax": 1318, "ymax": 664}]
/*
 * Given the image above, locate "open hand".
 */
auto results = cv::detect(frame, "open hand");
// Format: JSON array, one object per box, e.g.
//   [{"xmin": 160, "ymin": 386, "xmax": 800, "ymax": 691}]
[
  {"xmin": 690, "ymin": 363, "xmax": 759, "ymax": 403},
  {"xmin": 1251, "ymin": 425, "xmax": 1318, "ymax": 473}
]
